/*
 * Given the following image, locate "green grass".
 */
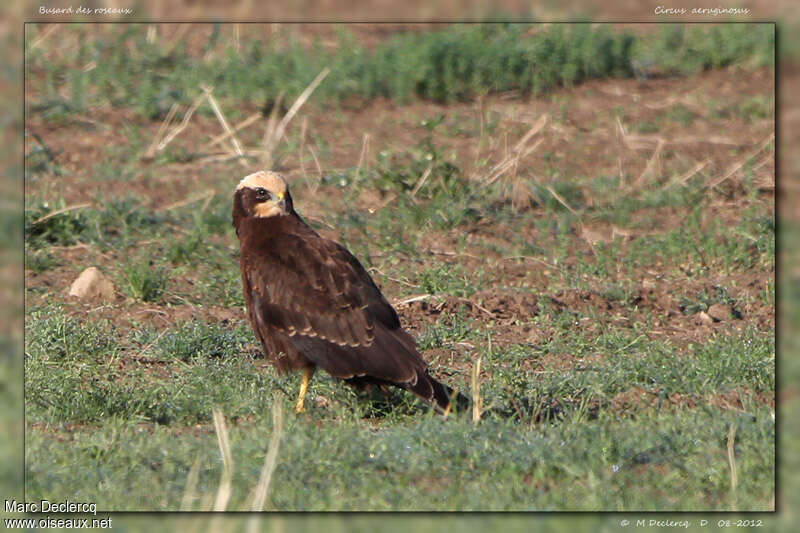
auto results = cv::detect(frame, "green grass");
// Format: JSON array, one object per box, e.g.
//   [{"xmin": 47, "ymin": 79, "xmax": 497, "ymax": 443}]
[
  {"xmin": 631, "ymin": 23, "xmax": 774, "ymax": 76},
  {"xmin": 25, "ymin": 23, "xmax": 774, "ymax": 121},
  {"xmin": 417, "ymin": 264, "xmax": 478, "ymax": 298},
  {"xmin": 24, "ymin": 196, "xmax": 168, "ymax": 251},
  {"xmin": 25, "ymin": 405, "xmax": 773, "ymax": 511},
  {"xmin": 711, "ymin": 94, "xmax": 773, "ymax": 123},
  {"xmin": 25, "ymin": 307, "xmax": 119, "ymax": 363},
  {"xmin": 24, "ymin": 247, "xmax": 60, "ymax": 273},
  {"xmin": 118, "ymin": 255, "xmax": 170, "ymax": 302},
  {"xmin": 678, "ymin": 285, "xmax": 743, "ymax": 316},
  {"xmin": 417, "ymin": 310, "xmax": 479, "ymax": 351},
  {"xmin": 24, "ymin": 300, "xmax": 774, "ymax": 510},
  {"xmin": 490, "ymin": 327, "xmax": 773, "ymax": 413}
]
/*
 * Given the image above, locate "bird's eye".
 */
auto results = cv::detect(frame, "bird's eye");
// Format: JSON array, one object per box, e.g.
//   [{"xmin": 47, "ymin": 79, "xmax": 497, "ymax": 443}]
[{"xmin": 255, "ymin": 187, "xmax": 270, "ymax": 199}]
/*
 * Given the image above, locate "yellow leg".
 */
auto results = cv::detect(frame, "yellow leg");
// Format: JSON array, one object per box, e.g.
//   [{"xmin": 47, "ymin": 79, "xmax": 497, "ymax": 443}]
[{"xmin": 295, "ymin": 367, "xmax": 313, "ymax": 413}]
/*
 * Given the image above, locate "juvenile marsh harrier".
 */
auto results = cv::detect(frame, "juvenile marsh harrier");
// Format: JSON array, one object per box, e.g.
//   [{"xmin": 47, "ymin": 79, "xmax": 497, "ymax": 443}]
[{"xmin": 233, "ymin": 171, "xmax": 466, "ymax": 414}]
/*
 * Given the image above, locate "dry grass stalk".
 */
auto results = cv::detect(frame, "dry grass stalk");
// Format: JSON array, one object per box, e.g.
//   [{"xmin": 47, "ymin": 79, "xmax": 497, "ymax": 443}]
[
  {"xmin": 513, "ymin": 114, "xmax": 548, "ymax": 152},
  {"xmin": 201, "ymin": 85, "xmax": 245, "ymax": 158},
  {"xmin": 192, "ymin": 154, "xmax": 246, "ymax": 165},
  {"xmin": 266, "ymin": 68, "xmax": 331, "ymax": 163},
  {"xmin": 261, "ymin": 91, "xmax": 286, "ymax": 167},
  {"xmin": 160, "ymin": 189, "xmax": 215, "ymax": 211},
  {"xmin": 180, "ymin": 455, "xmax": 202, "ymax": 511},
  {"xmin": 472, "ymin": 355, "xmax": 483, "ymax": 425},
  {"xmin": 425, "ymin": 249, "xmax": 482, "ymax": 260},
  {"xmin": 543, "ymin": 184, "xmax": 595, "ymax": 254},
  {"xmin": 671, "ymin": 135, "xmax": 741, "ymax": 146},
  {"xmin": 134, "ymin": 329, "xmax": 170, "ymax": 360},
  {"xmin": 457, "ymin": 297, "xmax": 492, "ymax": 318},
  {"xmin": 544, "ymin": 185, "xmax": 579, "ymax": 217},
  {"xmin": 393, "ymin": 294, "xmax": 432, "ymax": 307},
  {"xmin": 379, "ymin": 192, "xmax": 399, "ymax": 209},
  {"xmin": 307, "ymin": 145, "xmax": 324, "ymax": 194},
  {"xmin": 662, "ymin": 159, "xmax": 711, "ymax": 190},
  {"xmin": 302, "ymin": 214, "xmax": 335, "ymax": 230},
  {"xmin": 752, "ymin": 153, "xmax": 773, "ymax": 172},
  {"xmin": 145, "ymin": 102, "xmax": 179, "ymax": 158},
  {"xmin": 614, "ymin": 117, "xmax": 627, "ymax": 189},
  {"xmin": 708, "ymin": 133, "xmax": 774, "ymax": 189},
  {"xmin": 212, "ymin": 407, "xmax": 234, "ymax": 512},
  {"xmin": 633, "ymin": 138, "xmax": 665, "ymax": 188},
  {"xmin": 30, "ymin": 24, "xmax": 60, "ymax": 49},
  {"xmin": 753, "ymin": 154, "xmax": 775, "ymax": 190},
  {"xmin": 502, "ymin": 254, "xmax": 562, "ymax": 272},
  {"xmin": 511, "ymin": 175, "xmax": 539, "ymax": 212},
  {"xmin": 298, "ymin": 117, "xmax": 309, "ymax": 186},
  {"xmin": 616, "ymin": 116, "xmax": 628, "ymax": 138},
  {"xmin": 368, "ymin": 267, "xmax": 419, "ymax": 288},
  {"xmin": 410, "ymin": 164, "xmax": 433, "ymax": 199},
  {"xmin": 644, "ymin": 90, "xmax": 704, "ymax": 113},
  {"xmin": 478, "ymin": 95, "xmax": 486, "ymax": 144},
  {"xmin": 200, "ymin": 491, "xmax": 215, "ymax": 512},
  {"xmin": 481, "ymin": 114, "xmax": 547, "ymax": 186},
  {"xmin": 644, "ymin": 94, "xmax": 682, "ymax": 110},
  {"xmin": 202, "ymin": 112, "xmax": 262, "ymax": 151},
  {"xmin": 471, "ymin": 95, "xmax": 489, "ymax": 172},
  {"xmin": 163, "ymin": 24, "xmax": 190, "ymax": 55},
  {"xmin": 620, "ymin": 125, "xmax": 743, "ymax": 151},
  {"xmin": 155, "ymin": 92, "xmax": 206, "ymax": 152},
  {"xmin": 247, "ymin": 400, "xmax": 284, "ymax": 522},
  {"xmin": 32, "ymin": 202, "xmax": 92, "ymax": 225},
  {"xmin": 485, "ymin": 138, "xmax": 544, "ymax": 186},
  {"xmin": 355, "ymin": 133, "xmax": 370, "ymax": 182},
  {"xmin": 727, "ymin": 423, "xmax": 738, "ymax": 511}
]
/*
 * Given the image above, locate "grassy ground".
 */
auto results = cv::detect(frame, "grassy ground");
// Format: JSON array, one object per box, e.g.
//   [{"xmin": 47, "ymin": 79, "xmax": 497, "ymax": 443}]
[{"xmin": 23, "ymin": 23, "xmax": 774, "ymax": 512}]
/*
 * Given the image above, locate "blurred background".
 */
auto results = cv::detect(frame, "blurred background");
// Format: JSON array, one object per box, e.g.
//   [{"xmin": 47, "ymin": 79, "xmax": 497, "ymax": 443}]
[{"xmin": 2, "ymin": 0, "xmax": 794, "ymax": 531}]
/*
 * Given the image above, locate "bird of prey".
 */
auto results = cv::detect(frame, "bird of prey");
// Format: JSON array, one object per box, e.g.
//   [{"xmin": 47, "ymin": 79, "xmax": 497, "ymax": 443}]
[{"xmin": 233, "ymin": 170, "xmax": 466, "ymax": 414}]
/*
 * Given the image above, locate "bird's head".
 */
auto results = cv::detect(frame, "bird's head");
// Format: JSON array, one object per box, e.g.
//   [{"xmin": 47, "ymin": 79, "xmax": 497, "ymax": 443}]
[{"xmin": 233, "ymin": 170, "xmax": 294, "ymax": 219}]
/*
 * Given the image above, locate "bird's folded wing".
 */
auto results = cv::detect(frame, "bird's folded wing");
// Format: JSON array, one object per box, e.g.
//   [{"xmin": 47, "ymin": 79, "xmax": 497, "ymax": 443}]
[{"xmin": 244, "ymin": 233, "xmax": 399, "ymax": 348}]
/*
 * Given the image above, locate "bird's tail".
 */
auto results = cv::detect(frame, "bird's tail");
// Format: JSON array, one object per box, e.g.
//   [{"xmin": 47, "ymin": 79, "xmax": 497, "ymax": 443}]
[{"xmin": 408, "ymin": 370, "xmax": 471, "ymax": 416}]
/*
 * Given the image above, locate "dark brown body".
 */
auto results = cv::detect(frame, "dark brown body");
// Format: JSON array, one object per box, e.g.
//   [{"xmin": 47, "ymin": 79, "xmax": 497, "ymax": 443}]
[{"xmin": 233, "ymin": 185, "xmax": 465, "ymax": 413}]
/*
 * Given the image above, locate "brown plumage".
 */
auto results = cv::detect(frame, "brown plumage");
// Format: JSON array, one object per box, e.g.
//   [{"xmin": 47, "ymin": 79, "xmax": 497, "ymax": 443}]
[{"xmin": 232, "ymin": 171, "xmax": 467, "ymax": 414}]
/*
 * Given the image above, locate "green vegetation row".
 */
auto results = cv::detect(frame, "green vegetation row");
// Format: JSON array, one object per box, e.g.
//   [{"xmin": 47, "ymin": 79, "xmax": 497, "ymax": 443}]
[
  {"xmin": 26, "ymin": 306, "xmax": 773, "ymax": 426},
  {"xmin": 26, "ymin": 406, "xmax": 773, "ymax": 511},
  {"xmin": 25, "ymin": 309, "xmax": 774, "ymax": 510},
  {"xmin": 24, "ymin": 186, "xmax": 774, "ymax": 311},
  {"xmin": 26, "ymin": 23, "xmax": 774, "ymax": 120}
]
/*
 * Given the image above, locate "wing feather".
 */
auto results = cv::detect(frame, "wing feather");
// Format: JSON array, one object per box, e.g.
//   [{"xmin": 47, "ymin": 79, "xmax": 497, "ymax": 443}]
[{"xmin": 243, "ymin": 221, "xmax": 398, "ymax": 350}]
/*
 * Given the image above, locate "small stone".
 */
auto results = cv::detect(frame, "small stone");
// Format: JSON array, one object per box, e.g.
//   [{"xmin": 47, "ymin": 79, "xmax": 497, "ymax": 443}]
[
  {"xmin": 581, "ymin": 226, "xmax": 612, "ymax": 245},
  {"xmin": 68, "ymin": 267, "xmax": 115, "ymax": 300},
  {"xmin": 707, "ymin": 303, "xmax": 733, "ymax": 322},
  {"xmin": 697, "ymin": 311, "xmax": 714, "ymax": 326},
  {"xmin": 314, "ymin": 395, "xmax": 330, "ymax": 409}
]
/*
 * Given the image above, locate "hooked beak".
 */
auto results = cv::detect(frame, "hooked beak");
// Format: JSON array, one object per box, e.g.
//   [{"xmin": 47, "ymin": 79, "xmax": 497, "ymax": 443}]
[{"xmin": 277, "ymin": 192, "xmax": 287, "ymax": 212}]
